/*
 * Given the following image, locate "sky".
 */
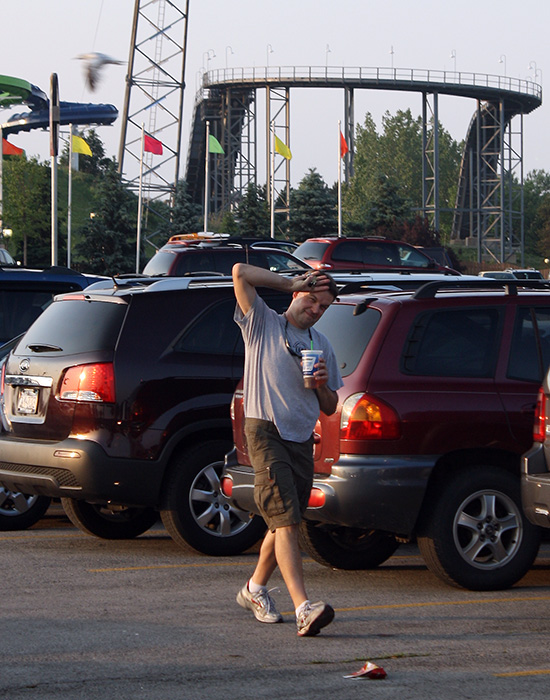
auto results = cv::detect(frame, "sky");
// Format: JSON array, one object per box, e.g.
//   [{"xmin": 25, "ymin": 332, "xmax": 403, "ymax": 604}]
[{"xmin": 1, "ymin": 0, "xmax": 548, "ymax": 190}]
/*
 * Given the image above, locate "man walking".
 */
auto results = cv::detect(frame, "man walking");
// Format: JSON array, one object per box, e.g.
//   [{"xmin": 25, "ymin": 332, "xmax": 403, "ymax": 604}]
[{"xmin": 232, "ymin": 263, "xmax": 342, "ymax": 637}]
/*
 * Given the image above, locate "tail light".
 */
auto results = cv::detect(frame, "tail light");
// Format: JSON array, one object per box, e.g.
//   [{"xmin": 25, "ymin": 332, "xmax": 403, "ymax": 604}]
[
  {"xmin": 0, "ymin": 361, "xmax": 5, "ymax": 396},
  {"xmin": 58, "ymin": 363, "xmax": 115, "ymax": 403},
  {"xmin": 533, "ymin": 386, "xmax": 547, "ymax": 443},
  {"xmin": 340, "ymin": 393, "xmax": 400, "ymax": 440}
]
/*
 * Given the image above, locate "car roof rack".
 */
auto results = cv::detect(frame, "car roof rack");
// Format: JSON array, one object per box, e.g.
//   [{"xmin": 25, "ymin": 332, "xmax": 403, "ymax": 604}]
[{"xmin": 412, "ymin": 278, "xmax": 550, "ymax": 299}]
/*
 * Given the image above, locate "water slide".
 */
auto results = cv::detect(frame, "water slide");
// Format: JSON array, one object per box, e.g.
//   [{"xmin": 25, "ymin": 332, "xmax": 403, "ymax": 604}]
[{"xmin": 0, "ymin": 74, "xmax": 118, "ymax": 136}]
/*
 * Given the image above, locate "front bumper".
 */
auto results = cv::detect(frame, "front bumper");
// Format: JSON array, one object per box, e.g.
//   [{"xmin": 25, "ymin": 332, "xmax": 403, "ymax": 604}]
[
  {"xmin": 0, "ymin": 436, "xmax": 165, "ymax": 507},
  {"xmin": 522, "ymin": 443, "xmax": 550, "ymax": 528},
  {"xmin": 223, "ymin": 449, "xmax": 435, "ymax": 537}
]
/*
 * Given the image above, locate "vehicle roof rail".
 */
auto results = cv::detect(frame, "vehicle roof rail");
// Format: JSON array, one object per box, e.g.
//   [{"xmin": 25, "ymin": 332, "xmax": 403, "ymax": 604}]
[{"xmin": 412, "ymin": 278, "xmax": 550, "ymax": 299}]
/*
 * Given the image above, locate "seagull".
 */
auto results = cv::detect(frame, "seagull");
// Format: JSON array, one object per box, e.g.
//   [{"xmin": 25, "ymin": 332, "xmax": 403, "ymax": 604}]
[{"xmin": 75, "ymin": 52, "xmax": 124, "ymax": 92}]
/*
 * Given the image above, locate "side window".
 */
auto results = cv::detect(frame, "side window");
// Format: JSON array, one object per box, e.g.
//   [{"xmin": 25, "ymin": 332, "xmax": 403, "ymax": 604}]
[
  {"xmin": 507, "ymin": 307, "xmax": 550, "ymax": 382},
  {"xmin": 174, "ymin": 251, "xmax": 214, "ymax": 275},
  {"xmin": 174, "ymin": 299, "xmax": 240, "ymax": 354},
  {"xmin": 402, "ymin": 308, "xmax": 501, "ymax": 377},
  {"xmin": 331, "ymin": 241, "xmax": 363, "ymax": 263},
  {"xmin": 173, "ymin": 294, "xmax": 291, "ymax": 356},
  {"xmin": 397, "ymin": 245, "xmax": 431, "ymax": 268}
]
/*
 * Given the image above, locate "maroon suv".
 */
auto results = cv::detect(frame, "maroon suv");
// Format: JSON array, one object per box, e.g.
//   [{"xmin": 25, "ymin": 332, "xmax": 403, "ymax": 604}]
[
  {"xmin": 223, "ymin": 279, "xmax": 550, "ymax": 591},
  {"xmin": 293, "ymin": 236, "xmax": 454, "ymax": 273}
]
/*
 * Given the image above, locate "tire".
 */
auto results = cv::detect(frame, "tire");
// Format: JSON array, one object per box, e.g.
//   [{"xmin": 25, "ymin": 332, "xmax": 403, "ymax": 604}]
[
  {"xmin": 299, "ymin": 521, "xmax": 399, "ymax": 570},
  {"xmin": 160, "ymin": 440, "xmax": 266, "ymax": 556},
  {"xmin": 417, "ymin": 466, "xmax": 542, "ymax": 590},
  {"xmin": 0, "ymin": 489, "xmax": 51, "ymax": 531},
  {"xmin": 61, "ymin": 498, "xmax": 158, "ymax": 539}
]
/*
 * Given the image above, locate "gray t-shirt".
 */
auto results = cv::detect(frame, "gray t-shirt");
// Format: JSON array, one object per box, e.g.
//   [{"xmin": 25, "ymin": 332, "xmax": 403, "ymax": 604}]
[{"xmin": 235, "ymin": 295, "xmax": 343, "ymax": 443}]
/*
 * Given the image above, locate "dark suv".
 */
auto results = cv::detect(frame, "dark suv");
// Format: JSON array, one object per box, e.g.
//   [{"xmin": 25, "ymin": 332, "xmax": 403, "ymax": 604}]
[
  {"xmin": 294, "ymin": 236, "xmax": 454, "ymax": 272},
  {"xmin": 223, "ymin": 279, "xmax": 550, "ymax": 590},
  {"xmin": 0, "ymin": 276, "xmax": 295, "ymax": 554},
  {"xmin": 143, "ymin": 237, "xmax": 309, "ymax": 276},
  {"xmin": 0, "ymin": 265, "xmax": 107, "ymax": 530}
]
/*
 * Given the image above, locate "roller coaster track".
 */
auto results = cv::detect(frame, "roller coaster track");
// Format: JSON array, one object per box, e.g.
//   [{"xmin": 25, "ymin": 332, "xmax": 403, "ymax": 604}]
[{"xmin": 186, "ymin": 65, "xmax": 541, "ymax": 260}]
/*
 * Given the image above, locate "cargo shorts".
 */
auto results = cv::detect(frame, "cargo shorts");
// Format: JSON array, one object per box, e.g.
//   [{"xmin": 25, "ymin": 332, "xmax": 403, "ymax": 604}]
[{"xmin": 244, "ymin": 418, "xmax": 314, "ymax": 532}]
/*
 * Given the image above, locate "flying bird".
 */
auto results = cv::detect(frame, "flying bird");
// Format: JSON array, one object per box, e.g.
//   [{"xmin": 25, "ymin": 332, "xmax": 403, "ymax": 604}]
[{"xmin": 75, "ymin": 52, "xmax": 124, "ymax": 92}]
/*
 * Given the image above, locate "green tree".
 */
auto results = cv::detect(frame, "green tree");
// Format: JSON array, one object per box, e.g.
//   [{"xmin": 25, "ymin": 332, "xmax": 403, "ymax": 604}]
[
  {"xmin": 343, "ymin": 108, "xmax": 462, "ymax": 238},
  {"xmin": 524, "ymin": 169, "xmax": 550, "ymax": 255},
  {"xmin": 156, "ymin": 179, "xmax": 203, "ymax": 240},
  {"xmin": 74, "ymin": 160, "xmax": 138, "ymax": 275},
  {"xmin": 3, "ymin": 155, "xmax": 54, "ymax": 266},
  {"xmin": 236, "ymin": 183, "xmax": 270, "ymax": 236},
  {"xmin": 290, "ymin": 168, "xmax": 337, "ymax": 239}
]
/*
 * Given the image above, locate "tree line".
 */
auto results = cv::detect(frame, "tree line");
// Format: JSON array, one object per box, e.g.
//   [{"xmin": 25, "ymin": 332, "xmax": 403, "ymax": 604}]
[{"xmin": 2, "ymin": 110, "xmax": 550, "ymax": 275}]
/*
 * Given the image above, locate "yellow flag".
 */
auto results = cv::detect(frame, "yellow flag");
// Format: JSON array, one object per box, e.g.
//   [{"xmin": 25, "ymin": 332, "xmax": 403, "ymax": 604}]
[
  {"xmin": 72, "ymin": 134, "xmax": 92, "ymax": 157},
  {"xmin": 275, "ymin": 134, "xmax": 292, "ymax": 160}
]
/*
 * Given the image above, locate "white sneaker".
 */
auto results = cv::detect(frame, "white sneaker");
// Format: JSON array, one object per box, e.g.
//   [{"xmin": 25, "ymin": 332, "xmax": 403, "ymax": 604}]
[
  {"xmin": 236, "ymin": 583, "xmax": 283, "ymax": 624},
  {"xmin": 296, "ymin": 601, "xmax": 334, "ymax": 636}
]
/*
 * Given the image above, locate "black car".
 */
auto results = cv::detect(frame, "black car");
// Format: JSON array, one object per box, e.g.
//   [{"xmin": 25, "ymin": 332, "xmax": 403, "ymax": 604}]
[
  {"xmin": 143, "ymin": 236, "xmax": 309, "ymax": 276},
  {"xmin": 0, "ymin": 276, "xmax": 293, "ymax": 553},
  {"xmin": 0, "ymin": 265, "xmax": 107, "ymax": 530}
]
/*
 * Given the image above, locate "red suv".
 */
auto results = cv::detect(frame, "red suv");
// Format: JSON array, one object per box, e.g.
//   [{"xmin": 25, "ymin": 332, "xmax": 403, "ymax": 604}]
[
  {"xmin": 294, "ymin": 236, "xmax": 454, "ymax": 273},
  {"xmin": 223, "ymin": 279, "xmax": 550, "ymax": 591}
]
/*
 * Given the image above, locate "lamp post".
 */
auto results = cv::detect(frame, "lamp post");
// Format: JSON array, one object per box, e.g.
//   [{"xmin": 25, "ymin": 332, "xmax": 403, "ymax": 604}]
[
  {"xmin": 225, "ymin": 46, "xmax": 234, "ymax": 68},
  {"xmin": 203, "ymin": 49, "xmax": 215, "ymax": 73},
  {"xmin": 450, "ymin": 49, "xmax": 456, "ymax": 72},
  {"xmin": 267, "ymin": 43, "xmax": 273, "ymax": 68},
  {"xmin": 499, "ymin": 54, "xmax": 507, "ymax": 77},
  {"xmin": 390, "ymin": 45, "xmax": 394, "ymax": 70},
  {"xmin": 529, "ymin": 61, "xmax": 542, "ymax": 82},
  {"xmin": 325, "ymin": 44, "xmax": 331, "ymax": 68}
]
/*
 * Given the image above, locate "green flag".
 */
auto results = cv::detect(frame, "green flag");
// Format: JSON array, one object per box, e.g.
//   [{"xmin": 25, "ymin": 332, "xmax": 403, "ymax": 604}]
[{"xmin": 208, "ymin": 134, "xmax": 224, "ymax": 154}]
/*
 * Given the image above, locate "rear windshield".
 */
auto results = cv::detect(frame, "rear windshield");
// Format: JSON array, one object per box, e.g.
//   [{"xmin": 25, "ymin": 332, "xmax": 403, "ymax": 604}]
[
  {"xmin": 16, "ymin": 298, "xmax": 127, "ymax": 355},
  {"xmin": 294, "ymin": 241, "xmax": 330, "ymax": 262},
  {"xmin": 314, "ymin": 303, "xmax": 381, "ymax": 377},
  {"xmin": 142, "ymin": 250, "xmax": 177, "ymax": 275}
]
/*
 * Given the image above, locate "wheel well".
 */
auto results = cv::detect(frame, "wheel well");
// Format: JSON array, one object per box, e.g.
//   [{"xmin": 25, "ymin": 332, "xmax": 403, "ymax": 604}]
[{"xmin": 414, "ymin": 448, "xmax": 520, "ymax": 537}]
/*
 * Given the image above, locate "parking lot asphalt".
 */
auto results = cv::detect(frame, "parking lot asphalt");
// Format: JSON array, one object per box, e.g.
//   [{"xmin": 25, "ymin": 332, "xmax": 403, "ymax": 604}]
[{"xmin": 2, "ymin": 504, "xmax": 550, "ymax": 700}]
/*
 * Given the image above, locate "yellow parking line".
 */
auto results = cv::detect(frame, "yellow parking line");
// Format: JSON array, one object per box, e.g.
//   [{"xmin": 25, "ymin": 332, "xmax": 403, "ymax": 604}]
[
  {"xmin": 338, "ymin": 595, "xmax": 550, "ymax": 611},
  {"xmin": 494, "ymin": 669, "xmax": 550, "ymax": 677}
]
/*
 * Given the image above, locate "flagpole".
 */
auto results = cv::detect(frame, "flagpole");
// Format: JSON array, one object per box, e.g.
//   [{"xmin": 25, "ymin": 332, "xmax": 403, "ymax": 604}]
[
  {"xmin": 270, "ymin": 121, "xmax": 275, "ymax": 239},
  {"xmin": 337, "ymin": 120, "xmax": 342, "ymax": 238},
  {"xmin": 136, "ymin": 124, "xmax": 144, "ymax": 274},
  {"xmin": 0, "ymin": 127, "xmax": 3, "ymax": 238},
  {"xmin": 68, "ymin": 125, "xmax": 73, "ymax": 268},
  {"xmin": 204, "ymin": 120, "xmax": 210, "ymax": 233}
]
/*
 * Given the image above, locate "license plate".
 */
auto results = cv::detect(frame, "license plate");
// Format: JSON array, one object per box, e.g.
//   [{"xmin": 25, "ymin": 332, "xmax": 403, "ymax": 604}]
[{"xmin": 17, "ymin": 387, "xmax": 39, "ymax": 415}]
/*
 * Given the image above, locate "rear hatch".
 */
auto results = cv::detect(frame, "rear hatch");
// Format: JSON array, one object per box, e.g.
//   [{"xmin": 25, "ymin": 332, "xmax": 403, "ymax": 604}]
[{"xmin": 1, "ymin": 294, "xmax": 128, "ymax": 440}]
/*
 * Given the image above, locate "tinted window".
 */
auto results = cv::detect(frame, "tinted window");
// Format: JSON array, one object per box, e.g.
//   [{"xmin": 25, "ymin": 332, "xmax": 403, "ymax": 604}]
[
  {"xmin": 315, "ymin": 304, "xmax": 381, "ymax": 377},
  {"xmin": 0, "ymin": 290, "xmax": 55, "ymax": 343},
  {"xmin": 508, "ymin": 307, "xmax": 550, "ymax": 382},
  {"xmin": 294, "ymin": 241, "xmax": 330, "ymax": 262},
  {"xmin": 248, "ymin": 250, "xmax": 307, "ymax": 272},
  {"xmin": 402, "ymin": 308, "xmax": 501, "ymax": 377},
  {"xmin": 396, "ymin": 244, "xmax": 432, "ymax": 268},
  {"xmin": 174, "ymin": 294, "xmax": 290, "ymax": 356},
  {"xmin": 143, "ymin": 250, "xmax": 177, "ymax": 275},
  {"xmin": 18, "ymin": 299, "xmax": 127, "ymax": 355}
]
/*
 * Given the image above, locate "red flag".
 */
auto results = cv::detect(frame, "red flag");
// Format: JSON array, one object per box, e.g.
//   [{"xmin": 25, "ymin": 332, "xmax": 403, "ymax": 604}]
[
  {"xmin": 340, "ymin": 131, "xmax": 349, "ymax": 158},
  {"xmin": 144, "ymin": 134, "xmax": 163, "ymax": 155},
  {"xmin": 2, "ymin": 138, "xmax": 24, "ymax": 156}
]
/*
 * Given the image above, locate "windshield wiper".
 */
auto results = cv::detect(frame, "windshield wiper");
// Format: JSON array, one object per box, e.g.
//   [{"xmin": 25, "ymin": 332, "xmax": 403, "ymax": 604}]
[{"xmin": 27, "ymin": 343, "xmax": 63, "ymax": 352}]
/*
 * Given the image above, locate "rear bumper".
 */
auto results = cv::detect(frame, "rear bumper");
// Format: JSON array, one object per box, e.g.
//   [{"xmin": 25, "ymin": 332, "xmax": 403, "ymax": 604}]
[
  {"xmin": 223, "ymin": 449, "xmax": 435, "ymax": 537},
  {"xmin": 522, "ymin": 443, "xmax": 550, "ymax": 528},
  {"xmin": 0, "ymin": 436, "xmax": 164, "ymax": 507}
]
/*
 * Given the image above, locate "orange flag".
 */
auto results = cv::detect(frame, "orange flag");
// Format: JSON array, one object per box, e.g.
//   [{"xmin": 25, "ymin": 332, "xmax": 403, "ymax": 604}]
[
  {"xmin": 2, "ymin": 138, "xmax": 24, "ymax": 156},
  {"xmin": 340, "ymin": 131, "xmax": 349, "ymax": 158}
]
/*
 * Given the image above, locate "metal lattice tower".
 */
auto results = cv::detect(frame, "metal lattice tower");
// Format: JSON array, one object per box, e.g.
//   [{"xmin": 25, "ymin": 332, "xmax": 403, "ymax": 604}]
[{"xmin": 118, "ymin": 0, "xmax": 189, "ymax": 207}]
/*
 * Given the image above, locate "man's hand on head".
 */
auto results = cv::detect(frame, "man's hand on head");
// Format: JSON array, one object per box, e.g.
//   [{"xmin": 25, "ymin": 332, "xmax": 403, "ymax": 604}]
[{"xmin": 292, "ymin": 271, "xmax": 333, "ymax": 295}]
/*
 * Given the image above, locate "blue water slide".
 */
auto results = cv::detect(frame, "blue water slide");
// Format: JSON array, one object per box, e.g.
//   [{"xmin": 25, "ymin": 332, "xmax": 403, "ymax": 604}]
[{"xmin": 1, "ymin": 101, "xmax": 118, "ymax": 135}]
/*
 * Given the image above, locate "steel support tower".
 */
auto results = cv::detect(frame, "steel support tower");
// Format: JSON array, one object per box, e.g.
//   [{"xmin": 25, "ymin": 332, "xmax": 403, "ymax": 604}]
[{"xmin": 118, "ymin": 0, "xmax": 189, "ymax": 209}]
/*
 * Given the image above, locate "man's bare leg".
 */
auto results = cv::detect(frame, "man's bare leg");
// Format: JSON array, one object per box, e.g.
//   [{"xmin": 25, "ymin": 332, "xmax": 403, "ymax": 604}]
[{"xmin": 273, "ymin": 524, "xmax": 308, "ymax": 609}]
